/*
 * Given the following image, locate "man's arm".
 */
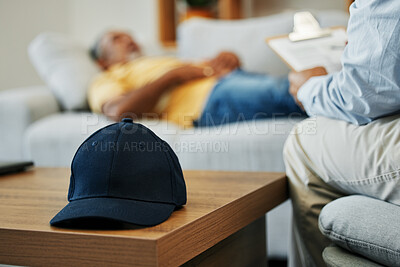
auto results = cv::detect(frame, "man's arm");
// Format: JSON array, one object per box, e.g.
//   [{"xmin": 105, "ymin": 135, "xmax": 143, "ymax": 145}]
[
  {"xmin": 205, "ymin": 51, "xmax": 241, "ymax": 77},
  {"xmin": 289, "ymin": 0, "xmax": 400, "ymax": 125},
  {"xmin": 103, "ymin": 51, "xmax": 242, "ymax": 120},
  {"xmin": 102, "ymin": 65, "xmax": 207, "ymax": 120}
]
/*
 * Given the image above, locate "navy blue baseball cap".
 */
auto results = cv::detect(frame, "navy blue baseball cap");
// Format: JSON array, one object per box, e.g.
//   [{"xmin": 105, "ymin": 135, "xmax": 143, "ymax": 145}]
[{"xmin": 50, "ymin": 118, "xmax": 186, "ymax": 227}]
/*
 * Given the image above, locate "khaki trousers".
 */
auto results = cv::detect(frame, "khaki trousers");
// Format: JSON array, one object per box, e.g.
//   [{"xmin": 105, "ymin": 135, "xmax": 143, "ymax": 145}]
[{"xmin": 283, "ymin": 115, "xmax": 400, "ymax": 267}]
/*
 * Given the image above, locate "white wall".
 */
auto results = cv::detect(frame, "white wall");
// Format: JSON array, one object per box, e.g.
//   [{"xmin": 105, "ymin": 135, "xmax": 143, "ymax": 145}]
[
  {"xmin": 0, "ymin": 0, "xmax": 158, "ymax": 91},
  {"xmin": 249, "ymin": 0, "xmax": 345, "ymax": 17},
  {"xmin": 0, "ymin": 0, "xmax": 69, "ymax": 90},
  {"xmin": 69, "ymin": 0, "xmax": 158, "ymax": 47}
]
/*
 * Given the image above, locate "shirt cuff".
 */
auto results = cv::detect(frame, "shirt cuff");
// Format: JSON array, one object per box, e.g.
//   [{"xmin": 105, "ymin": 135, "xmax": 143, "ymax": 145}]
[{"xmin": 297, "ymin": 74, "xmax": 331, "ymax": 116}]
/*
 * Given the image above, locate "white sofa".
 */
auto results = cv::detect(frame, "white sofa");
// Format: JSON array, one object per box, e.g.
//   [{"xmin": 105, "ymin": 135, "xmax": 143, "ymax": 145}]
[{"xmin": 0, "ymin": 10, "xmax": 349, "ymax": 260}]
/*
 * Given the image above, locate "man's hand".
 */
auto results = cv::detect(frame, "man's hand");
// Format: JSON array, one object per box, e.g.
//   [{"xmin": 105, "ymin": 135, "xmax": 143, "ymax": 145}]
[
  {"xmin": 166, "ymin": 65, "xmax": 208, "ymax": 84},
  {"xmin": 289, "ymin": 66, "xmax": 328, "ymax": 110},
  {"xmin": 207, "ymin": 52, "xmax": 241, "ymax": 77}
]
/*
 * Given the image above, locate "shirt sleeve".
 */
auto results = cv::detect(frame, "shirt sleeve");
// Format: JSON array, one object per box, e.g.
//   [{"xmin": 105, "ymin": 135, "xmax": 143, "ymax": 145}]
[
  {"xmin": 298, "ymin": 0, "xmax": 400, "ymax": 125},
  {"xmin": 88, "ymin": 74, "xmax": 126, "ymax": 114}
]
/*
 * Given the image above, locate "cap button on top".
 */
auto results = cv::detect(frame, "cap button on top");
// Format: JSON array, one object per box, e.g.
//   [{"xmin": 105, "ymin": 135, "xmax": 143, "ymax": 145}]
[{"xmin": 122, "ymin": 118, "xmax": 133, "ymax": 123}]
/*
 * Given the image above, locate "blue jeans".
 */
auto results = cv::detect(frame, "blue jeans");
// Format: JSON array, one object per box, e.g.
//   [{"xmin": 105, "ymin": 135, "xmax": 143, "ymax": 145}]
[{"xmin": 194, "ymin": 69, "xmax": 305, "ymax": 127}]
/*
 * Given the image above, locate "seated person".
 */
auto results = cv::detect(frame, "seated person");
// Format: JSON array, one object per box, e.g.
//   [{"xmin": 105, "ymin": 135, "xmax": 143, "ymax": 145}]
[
  {"xmin": 88, "ymin": 31, "xmax": 308, "ymax": 128},
  {"xmin": 285, "ymin": 0, "xmax": 400, "ymax": 266}
]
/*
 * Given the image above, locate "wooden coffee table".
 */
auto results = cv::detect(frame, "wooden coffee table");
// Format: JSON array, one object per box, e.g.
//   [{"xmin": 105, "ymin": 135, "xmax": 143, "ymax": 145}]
[{"xmin": 0, "ymin": 168, "xmax": 287, "ymax": 266}]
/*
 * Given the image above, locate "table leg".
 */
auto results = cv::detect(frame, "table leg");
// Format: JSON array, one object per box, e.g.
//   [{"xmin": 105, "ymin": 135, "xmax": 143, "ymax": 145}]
[{"xmin": 182, "ymin": 216, "xmax": 267, "ymax": 267}]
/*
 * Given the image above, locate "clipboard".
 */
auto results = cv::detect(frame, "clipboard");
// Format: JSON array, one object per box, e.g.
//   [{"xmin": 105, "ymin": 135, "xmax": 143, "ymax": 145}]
[{"xmin": 266, "ymin": 26, "xmax": 347, "ymax": 74}]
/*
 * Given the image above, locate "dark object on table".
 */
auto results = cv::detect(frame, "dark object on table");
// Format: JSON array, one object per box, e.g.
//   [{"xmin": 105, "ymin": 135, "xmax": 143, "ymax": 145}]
[
  {"xmin": 50, "ymin": 118, "xmax": 187, "ymax": 228},
  {"xmin": 0, "ymin": 161, "xmax": 34, "ymax": 175}
]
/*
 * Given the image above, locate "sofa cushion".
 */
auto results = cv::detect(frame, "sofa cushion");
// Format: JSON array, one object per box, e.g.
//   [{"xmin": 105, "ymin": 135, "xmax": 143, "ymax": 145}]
[
  {"xmin": 28, "ymin": 32, "xmax": 100, "ymax": 110},
  {"xmin": 319, "ymin": 195, "xmax": 400, "ymax": 267},
  {"xmin": 24, "ymin": 113, "xmax": 303, "ymax": 170},
  {"xmin": 175, "ymin": 117, "xmax": 302, "ymax": 172}
]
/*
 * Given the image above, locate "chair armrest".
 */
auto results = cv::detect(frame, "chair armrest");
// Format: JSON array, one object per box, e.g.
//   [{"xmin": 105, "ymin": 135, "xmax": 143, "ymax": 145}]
[
  {"xmin": 0, "ymin": 86, "xmax": 60, "ymax": 161},
  {"xmin": 319, "ymin": 195, "xmax": 400, "ymax": 267}
]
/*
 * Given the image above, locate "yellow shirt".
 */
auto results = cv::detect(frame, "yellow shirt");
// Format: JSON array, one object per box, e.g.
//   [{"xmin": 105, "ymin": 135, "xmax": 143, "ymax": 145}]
[{"xmin": 88, "ymin": 56, "xmax": 217, "ymax": 128}]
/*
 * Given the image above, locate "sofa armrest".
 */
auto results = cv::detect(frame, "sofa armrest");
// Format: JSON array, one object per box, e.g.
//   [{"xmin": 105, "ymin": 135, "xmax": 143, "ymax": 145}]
[{"xmin": 0, "ymin": 86, "xmax": 60, "ymax": 161}]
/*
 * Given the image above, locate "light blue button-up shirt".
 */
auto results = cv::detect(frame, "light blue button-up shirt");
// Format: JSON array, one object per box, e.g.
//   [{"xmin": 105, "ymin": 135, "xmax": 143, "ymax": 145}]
[{"xmin": 298, "ymin": 0, "xmax": 400, "ymax": 125}]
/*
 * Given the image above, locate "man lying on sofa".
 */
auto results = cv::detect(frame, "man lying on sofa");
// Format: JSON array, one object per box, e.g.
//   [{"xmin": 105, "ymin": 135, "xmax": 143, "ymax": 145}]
[{"xmin": 88, "ymin": 31, "xmax": 308, "ymax": 128}]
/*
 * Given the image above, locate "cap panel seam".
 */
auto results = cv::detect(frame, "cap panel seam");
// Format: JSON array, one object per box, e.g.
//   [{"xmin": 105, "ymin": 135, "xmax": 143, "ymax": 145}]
[
  {"xmin": 70, "ymin": 122, "xmax": 119, "ymax": 200},
  {"xmin": 68, "ymin": 173, "xmax": 75, "ymax": 200},
  {"xmin": 162, "ymin": 142, "xmax": 177, "ymax": 204},
  {"xmin": 163, "ymin": 143, "xmax": 175, "ymax": 204},
  {"xmin": 70, "ymin": 123, "xmax": 119, "ymax": 180},
  {"xmin": 107, "ymin": 124, "xmax": 123, "ymax": 195},
  {"xmin": 136, "ymin": 123, "xmax": 175, "ymax": 203}
]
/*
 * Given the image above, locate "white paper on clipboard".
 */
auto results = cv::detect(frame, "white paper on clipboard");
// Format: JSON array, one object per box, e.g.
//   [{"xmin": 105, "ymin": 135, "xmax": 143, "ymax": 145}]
[{"xmin": 267, "ymin": 28, "xmax": 347, "ymax": 73}]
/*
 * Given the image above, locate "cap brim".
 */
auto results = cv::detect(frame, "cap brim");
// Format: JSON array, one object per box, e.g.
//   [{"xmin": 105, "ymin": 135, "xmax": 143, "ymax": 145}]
[{"xmin": 50, "ymin": 197, "xmax": 175, "ymax": 227}]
